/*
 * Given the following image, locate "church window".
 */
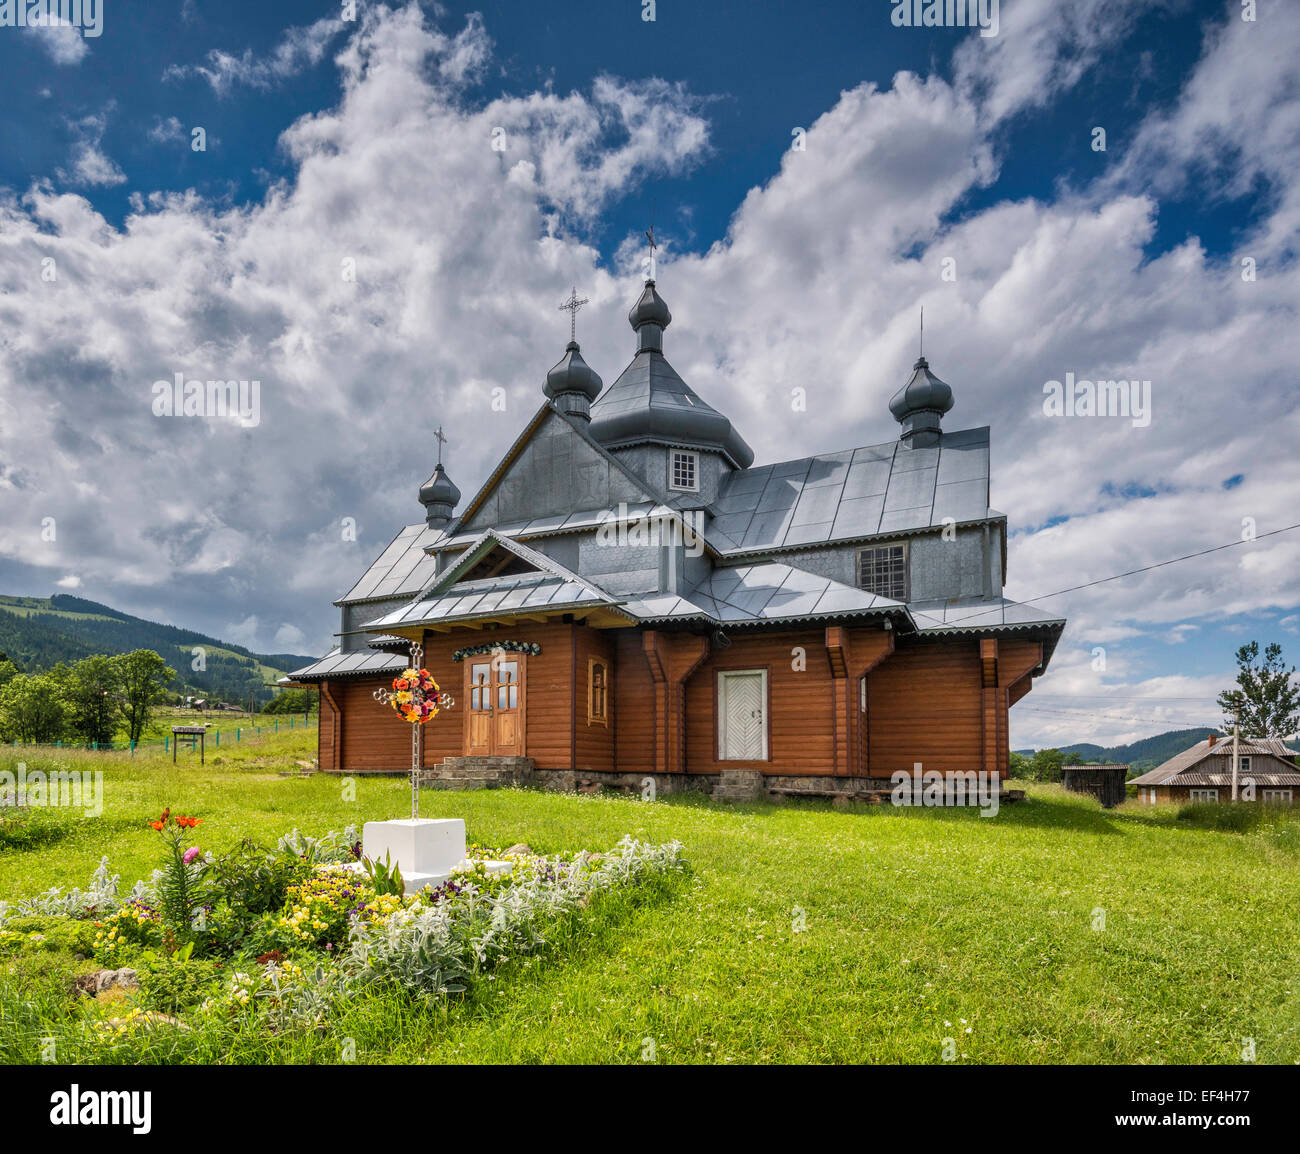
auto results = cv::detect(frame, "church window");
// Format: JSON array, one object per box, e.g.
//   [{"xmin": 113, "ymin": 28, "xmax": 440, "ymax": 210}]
[
  {"xmin": 670, "ymin": 450, "xmax": 699, "ymax": 492},
  {"xmin": 588, "ymin": 659, "xmax": 609, "ymax": 725},
  {"xmin": 856, "ymin": 543, "xmax": 908, "ymax": 601}
]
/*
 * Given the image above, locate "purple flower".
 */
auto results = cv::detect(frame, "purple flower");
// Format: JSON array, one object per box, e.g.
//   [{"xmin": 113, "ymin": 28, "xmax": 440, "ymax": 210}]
[{"xmin": 183, "ymin": 846, "xmax": 201, "ymax": 864}]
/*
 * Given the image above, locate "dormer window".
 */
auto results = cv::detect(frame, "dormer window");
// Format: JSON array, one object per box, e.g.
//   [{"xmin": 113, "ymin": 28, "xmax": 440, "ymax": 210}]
[
  {"xmin": 670, "ymin": 450, "xmax": 699, "ymax": 492},
  {"xmin": 856, "ymin": 543, "xmax": 908, "ymax": 601}
]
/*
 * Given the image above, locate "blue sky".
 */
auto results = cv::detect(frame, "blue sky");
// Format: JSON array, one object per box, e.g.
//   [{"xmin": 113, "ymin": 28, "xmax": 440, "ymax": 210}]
[{"xmin": 0, "ymin": 0, "xmax": 1297, "ymax": 747}]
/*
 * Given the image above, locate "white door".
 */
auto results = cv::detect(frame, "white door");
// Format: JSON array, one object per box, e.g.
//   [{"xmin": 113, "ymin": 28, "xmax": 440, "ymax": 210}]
[{"xmin": 718, "ymin": 670, "xmax": 768, "ymax": 761}]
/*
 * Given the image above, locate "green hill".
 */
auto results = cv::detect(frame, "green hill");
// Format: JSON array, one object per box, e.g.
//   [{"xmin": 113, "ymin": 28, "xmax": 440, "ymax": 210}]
[
  {"xmin": 0, "ymin": 593, "xmax": 317, "ymax": 708},
  {"xmin": 1015, "ymin": 727, "xmax": 1223, "ymax": 771}
]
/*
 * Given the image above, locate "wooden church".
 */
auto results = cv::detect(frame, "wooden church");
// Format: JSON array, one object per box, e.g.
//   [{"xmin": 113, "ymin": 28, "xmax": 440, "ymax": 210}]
[{"xmin": 287, "ymin": 277, "xmax": 1065, "ymax": 796}]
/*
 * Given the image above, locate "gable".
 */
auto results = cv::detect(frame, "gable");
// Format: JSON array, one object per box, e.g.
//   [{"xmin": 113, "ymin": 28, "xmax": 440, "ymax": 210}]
[{"xmin": 460, "ymin": 408, "xmax": 656, "ymax": 532}]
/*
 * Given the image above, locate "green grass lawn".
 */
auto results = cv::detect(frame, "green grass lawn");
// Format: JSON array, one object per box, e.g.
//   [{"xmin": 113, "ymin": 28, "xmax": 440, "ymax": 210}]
[{"xmin": 2, "ymin": 733, "xmax": 1298, "ymax": 1064}]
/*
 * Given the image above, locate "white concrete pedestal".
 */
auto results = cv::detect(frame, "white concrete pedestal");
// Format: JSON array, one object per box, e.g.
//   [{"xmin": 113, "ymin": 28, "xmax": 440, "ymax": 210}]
[{"xmin": 363, "ymin": 817, "xmax": 465, "ymax": 893}]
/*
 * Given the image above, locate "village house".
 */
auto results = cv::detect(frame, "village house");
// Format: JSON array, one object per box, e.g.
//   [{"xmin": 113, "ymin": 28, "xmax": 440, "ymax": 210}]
[
  {"xmin": 1129, "ymin": 735, "xmax": 1300, "ymax": 805},
  {"xmin": 287, "ymin": 277, "xmax": 1065, "ymax": 797}
]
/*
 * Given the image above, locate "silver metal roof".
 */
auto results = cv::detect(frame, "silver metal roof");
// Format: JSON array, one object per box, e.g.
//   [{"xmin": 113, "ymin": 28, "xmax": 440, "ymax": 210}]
[
  {"xmin": 337, "ymin": 523, "xmax": 448, "ymax": 605},
  {"xmin": 285, "ymin": 648, "xmax": 408, "ymax": 682},
  {"xmin": 1129, "ymin": 738, "xmax": 1300, "ymax": 785},
  {"xmin": 908, "ymin": 597, "xmax": 1066, "ymax": 631},
  {"xmin": 624, "ymin": 562, "xmax": 905, "ymax": 625},
  {"xmin": 709, "ymin": 426, "xmax": 992, "ymax": 553}
]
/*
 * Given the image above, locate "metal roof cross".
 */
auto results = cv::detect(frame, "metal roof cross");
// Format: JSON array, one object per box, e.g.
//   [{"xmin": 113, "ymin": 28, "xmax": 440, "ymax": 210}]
[
  {"xmin": 434, "ymin": 425, "xmax": 447, "ymax": 466},
  {"xmin": 644, "ymin": 223, "xmax": 657, "ymax": 281},
  {"xmin": 559, "ymin": 286, "xmax": 589, "ymax": 343}
]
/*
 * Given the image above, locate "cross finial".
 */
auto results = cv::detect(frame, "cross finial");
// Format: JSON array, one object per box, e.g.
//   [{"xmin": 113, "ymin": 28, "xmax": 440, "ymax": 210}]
[
  {"xmin": 919, "ymin": 306, "xmax": 924, "ymax": 359},
  {"xmin": 644, "ymin": 224, "xmax": 657, "ymax": 281},
  {"xmin": 558, "ymin": 285, "xmax": 589, "ymax": 343},
  {"xmin": 434, "ymin": 425, "xmax": 447, "ymax": 466}
]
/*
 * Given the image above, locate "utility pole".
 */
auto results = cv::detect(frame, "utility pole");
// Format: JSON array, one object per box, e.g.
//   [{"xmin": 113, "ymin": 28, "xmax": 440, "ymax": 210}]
[{"xmin": 1231, "ymin": 703, "xmax": 1240, "ymax": 802}]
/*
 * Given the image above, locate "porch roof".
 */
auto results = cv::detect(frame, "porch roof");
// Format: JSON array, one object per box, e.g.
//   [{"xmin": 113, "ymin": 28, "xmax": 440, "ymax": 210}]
[{"xmin": 284, "ymin": 648, "xmax": 408, "ymax": 682}]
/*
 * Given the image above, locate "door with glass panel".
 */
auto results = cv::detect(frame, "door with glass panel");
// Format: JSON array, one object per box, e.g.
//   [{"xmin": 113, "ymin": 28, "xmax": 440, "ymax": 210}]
[{"xmin": 464, "ymin": 656, "xmax": 525, "ymax": 756}]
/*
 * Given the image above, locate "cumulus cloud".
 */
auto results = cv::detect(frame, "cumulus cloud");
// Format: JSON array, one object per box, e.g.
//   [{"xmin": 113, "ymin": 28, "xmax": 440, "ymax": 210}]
[
  {"xmin": 163, "ymin": 15, "xmax": 346, "ymax": 96},
  {"xmin": 23, "ymin": 13, "xmax": 91, "ymax": 66},
  {"xmin": 57, "ymin": 111, "xmax": 126, "ymax": 187},
  {"xmin": 0, "ymin": 1, "xmax": 1295, "ymax": 746}
]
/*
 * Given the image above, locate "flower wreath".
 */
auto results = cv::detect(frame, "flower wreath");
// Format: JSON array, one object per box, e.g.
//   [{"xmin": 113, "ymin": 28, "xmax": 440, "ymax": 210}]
[{"xmin": 389, "ymin": 668, "xmax": 445, "ymax": 724}]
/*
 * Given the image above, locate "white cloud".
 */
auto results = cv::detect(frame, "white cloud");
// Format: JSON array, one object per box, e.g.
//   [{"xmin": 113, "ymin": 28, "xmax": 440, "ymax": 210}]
[
  {"xmin": 148, "ymin": 116, "xmax": 186, "ymax": 144},
  {"xmin": 24, "ymin": 14, "xmax": 90, "ymax": 66},
  {"xmin": 55, "ymin": 575, "xmax": 82, "ymax": 589},
  {"xmin": 163, "ymin": 15, "xmax": 346, "ymax": 96},
  {"xmin": 1, "ymin": 2, "xmax": 1297, "ymax": 748},
  {"xmin": 57, "ymin": 111, "xmax": 126, "ymax": 187}
]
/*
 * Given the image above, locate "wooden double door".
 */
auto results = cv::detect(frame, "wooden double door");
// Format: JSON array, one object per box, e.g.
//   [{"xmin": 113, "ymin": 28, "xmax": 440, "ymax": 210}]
[{"xmin": 464, "ymin": 655, "xmax": 525, "ymax": 756}]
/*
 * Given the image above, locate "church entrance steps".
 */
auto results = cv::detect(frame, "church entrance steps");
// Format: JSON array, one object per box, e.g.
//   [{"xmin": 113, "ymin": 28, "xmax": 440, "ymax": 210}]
[{"xmin": 420, "ymin": 756, "xmax": 535, "ymax": 790}]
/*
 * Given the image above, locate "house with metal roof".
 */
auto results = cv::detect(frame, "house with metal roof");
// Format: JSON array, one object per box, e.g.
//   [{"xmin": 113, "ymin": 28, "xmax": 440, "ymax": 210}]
[
  {"xmin": 1130, "ymin": 735, "xmax": 1300, "ymax": 805},
  {"xmin": 287, "ymin": 276, "xmax": 1065, "ymax": 794}
]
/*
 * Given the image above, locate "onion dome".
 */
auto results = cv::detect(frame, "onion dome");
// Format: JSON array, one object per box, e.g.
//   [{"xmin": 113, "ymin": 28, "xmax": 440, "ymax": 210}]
[
  {"xmin": 628, "ymin": 279, "xmax": 672, "ymax": 346},
  {"xmin": 418, "ymin": 462, "xmax": 460, "ymax": 529},
  {"xmin": 544, "ymin": 340, "xmax": 603, "ymax": 420},
  {"xmin": 588, "ymin": 279, "xmax": 753, "ymax": 469},
  {"xmin": 889, "ymin": 356, "xmax": 954, "ymax": 448}
]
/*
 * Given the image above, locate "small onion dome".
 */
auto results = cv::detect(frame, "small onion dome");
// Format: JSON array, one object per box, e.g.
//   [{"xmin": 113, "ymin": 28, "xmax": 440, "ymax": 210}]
[
  {"xmin": 628, "ymin": 279, "xmax": 672, "ymax": 332},
  {"xmin": 419, "ymin": 462, "xmax": 460, "ymax": 528},
  {"xmin": 889, "ymin": 356, "xmax": 954, "ymax": 447},
  {"xmin": 544, "ymin": 340, "xmax": 603, "ymax": 403}
]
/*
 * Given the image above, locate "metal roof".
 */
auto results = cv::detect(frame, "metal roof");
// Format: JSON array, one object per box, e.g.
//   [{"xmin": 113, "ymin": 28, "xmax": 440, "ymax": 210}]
[
  {"xmin": 1128, "ymin": 738, "xmax": 1300, "ymax": 785},
  {"xmin": 285, "ymin": 649, "xmax": 408, "ymax": 682},
  {"xmin": 708, "ymin": 427, "xmax": 992, "ymax": 552},
  {"xmin": 908, "ymin": 597, "xmax": 1066, "ymax": 631},
  {"xmin": 623, "ymin": 562, "xmax": 907, "ymax": 626},
  {"xmin": 364, "ymin": 530, "xmax": 621, "ymax": 631},
  {"xmin": 336, "ymin": 523, "xmax": 448, "ymax": 605}
]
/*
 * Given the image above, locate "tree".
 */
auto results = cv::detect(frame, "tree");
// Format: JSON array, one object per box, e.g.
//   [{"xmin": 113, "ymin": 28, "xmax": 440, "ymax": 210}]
[
  {"xmin": 0, "ymin": 651, "xmax": 20, "ymax": 691},
  {"xmin": 262, "ymin": 687, "xmax": 316, "ymax": 716},
  {"xmin": 115, "ymin": 649, "xmax": 176, "ymax": 744},
  {"xmin": 63, "ymin": 655, "xmax": 121, "ymax": 747},
  {"xmin": 1217, "ymin": 642, "xmax": 1300, "ymax": 738},
  {"xmin": 1007, "ymin": 751, "xmax": 1033, "ymax": 780},
  {"xmin": 1031, "ymin": 748, "xmax": 1066, "ymax": 782},
  {"xmin": 0, "ymin": 673, "xmax": 68, "ymax": 744}
]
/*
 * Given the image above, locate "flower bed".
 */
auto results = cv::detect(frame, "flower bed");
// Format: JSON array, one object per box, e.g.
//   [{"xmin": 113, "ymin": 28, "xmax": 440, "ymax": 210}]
[{"xmin": 0, "ymin": 812, "xmax": 687, "ymax": 1051}]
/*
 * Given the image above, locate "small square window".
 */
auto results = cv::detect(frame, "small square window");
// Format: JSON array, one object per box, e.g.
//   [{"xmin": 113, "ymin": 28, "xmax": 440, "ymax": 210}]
[
  {"xmin": 670, "ymin": 451, "xmax": 699, "ymax": 492},
  {"xmin": 856, "ymin": 543, "xmax": 907, "ymax": 601}
]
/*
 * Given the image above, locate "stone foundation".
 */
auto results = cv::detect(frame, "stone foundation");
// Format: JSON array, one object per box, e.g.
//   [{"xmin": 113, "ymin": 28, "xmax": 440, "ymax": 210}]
[{"xmin": 401, "ymin": 762, "xmax": 1022, "ymax": 805}]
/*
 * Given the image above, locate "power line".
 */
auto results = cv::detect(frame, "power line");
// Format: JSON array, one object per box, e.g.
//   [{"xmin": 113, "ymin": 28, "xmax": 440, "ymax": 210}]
[
  {"xmin": 932, "ymin": 520, "xmax": 1300, "ymax": 626},
  {"xmin": 1030, "ymin": 692, "xmax": 1222, "ymax": 702}
]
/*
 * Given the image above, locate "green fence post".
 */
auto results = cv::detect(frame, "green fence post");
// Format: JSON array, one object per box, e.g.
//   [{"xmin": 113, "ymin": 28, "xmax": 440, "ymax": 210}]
[
  {"xmin": 130, "ymin": 740, "xmax": 136, "ymax": 755},
  {"xmin": 236, "ymin": 728, "xmax": 240, "ymax": 742},
  {"xmin": 274, "ymin": 719, "xmax": 279, "ymax": 733},
  {"xmin": 214, "ymin": 730, "xmax": 219, "ymax": 747},
  {"xmin": 165, "ymin": 736, "xmax": 170, "ymax": 754}
]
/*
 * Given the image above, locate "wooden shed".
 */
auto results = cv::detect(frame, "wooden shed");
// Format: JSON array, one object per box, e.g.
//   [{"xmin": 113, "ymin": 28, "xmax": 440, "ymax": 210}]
[{"xmin": 1061, "ymin": 763, "xmax": 1130, "ymax": 808}]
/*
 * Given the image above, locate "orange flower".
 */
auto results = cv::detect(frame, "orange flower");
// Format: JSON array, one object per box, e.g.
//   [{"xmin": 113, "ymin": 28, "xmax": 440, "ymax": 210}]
[{"xmin": 149, "ymin": 820, "xmax": 165, "ymax": 831}]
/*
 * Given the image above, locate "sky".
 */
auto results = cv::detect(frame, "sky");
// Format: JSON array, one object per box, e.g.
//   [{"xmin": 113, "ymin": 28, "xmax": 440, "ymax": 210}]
[{"xmin": 0, "ymin": 0, "xmax": 1297, "ymax": 749}]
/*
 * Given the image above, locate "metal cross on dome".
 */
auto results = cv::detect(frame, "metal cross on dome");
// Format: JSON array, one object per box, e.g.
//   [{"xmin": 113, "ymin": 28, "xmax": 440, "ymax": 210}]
[
  {"xmin": 433, "ymin": 425, "xmax": 447, "ymax": 467},
  {"xmin": 558, "ymin": 286, "xmax": 588, "ymax": 343},
  {"xmin": 371, "ymin": 642, "xmax": 455, "ymax": 821}
]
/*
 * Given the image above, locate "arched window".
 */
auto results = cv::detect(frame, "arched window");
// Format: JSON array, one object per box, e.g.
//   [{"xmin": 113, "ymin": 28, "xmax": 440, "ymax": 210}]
[{"xmin": 588, "ymin": 659, "xmax": 609, "ymax": 725}]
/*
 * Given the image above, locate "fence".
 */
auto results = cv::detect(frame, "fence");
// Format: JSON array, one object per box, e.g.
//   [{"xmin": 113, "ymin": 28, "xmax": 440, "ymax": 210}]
[{"xmin": 6, "ymin": 714, "xmax": 318, "ymax": 755}]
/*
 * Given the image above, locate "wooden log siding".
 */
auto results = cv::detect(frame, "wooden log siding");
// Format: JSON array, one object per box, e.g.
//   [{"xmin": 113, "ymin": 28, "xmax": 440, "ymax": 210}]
[
  {"xmin": 316, "ymin": 621, "xmax": 1041, "ymax": 779},
  {"xmin": 573, "ymin": 625, "xmax": 616, "ymax": 773}
]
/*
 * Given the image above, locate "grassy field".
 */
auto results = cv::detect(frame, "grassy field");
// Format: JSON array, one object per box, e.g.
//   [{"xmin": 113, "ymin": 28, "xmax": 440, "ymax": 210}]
[{"xmin": 2, "ymin": 731, "xmax": 1298, "ymax": 1064}]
